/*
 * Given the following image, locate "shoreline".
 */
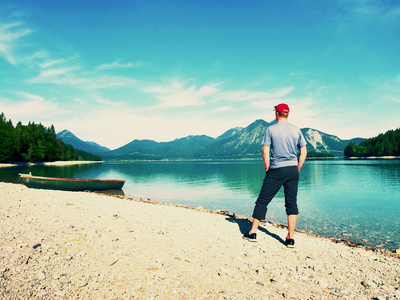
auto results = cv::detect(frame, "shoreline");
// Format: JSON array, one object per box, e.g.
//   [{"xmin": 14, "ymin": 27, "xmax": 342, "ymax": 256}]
[
  {"xmin": 103, "ymin": 157, "xmax": 340, "ymax": 162},
  {"xmin": 0, "ymin": 160, "xmax": 102, "ymax": 168},
  {"xmin": 100, "ymin": 191, "xmax": 400, "ymax": 257},
  {"xmin": 346, "ymin": 156, "xmax": 400, "ymax": 160},
  {"xmin": 1, "ymin": 182, "xmax": 399, "ymax": 299},
  {"xmin": 2, "ymin": 157, "xmax": 396, "ymax": 168}
]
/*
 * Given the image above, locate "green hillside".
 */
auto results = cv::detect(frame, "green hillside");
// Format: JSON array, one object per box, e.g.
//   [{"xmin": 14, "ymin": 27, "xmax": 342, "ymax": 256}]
[
  {"xmin": 0, "ymin": 113, "xmax": 102, "ymax": 163},
  {"xmin": 344, "ymin": 128, "xmax": 400, "ymax": 157},
  {"xmin": 102, "ymin": 135, "xmax": 215, "ymax": 160}
]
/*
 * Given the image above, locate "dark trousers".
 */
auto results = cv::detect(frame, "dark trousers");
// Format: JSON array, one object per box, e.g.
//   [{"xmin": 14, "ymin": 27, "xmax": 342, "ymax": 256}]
[{"xmin": 252, "ymin": 166, "xmax": 299, "ymax": 221}]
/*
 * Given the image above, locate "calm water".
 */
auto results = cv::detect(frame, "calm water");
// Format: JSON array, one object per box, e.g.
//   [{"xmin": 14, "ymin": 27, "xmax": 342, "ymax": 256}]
[{"xmin": 1, "ymin": 159, "xmax": 399, "ymax": 251}]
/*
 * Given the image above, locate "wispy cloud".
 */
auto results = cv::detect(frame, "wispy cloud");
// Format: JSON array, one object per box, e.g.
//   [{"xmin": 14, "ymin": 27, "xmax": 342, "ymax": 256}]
[
  {"xmin": 338, "ymin": 0, "xmax": 400, "ymax": 24},
  {"xmin": 252, "ymin": 96, "xmax": 323, "ymax": 131},
  {"xmin": 143, "ymin": 78, "xmax": 295, "ymax": 111},
  {"xmin": 0, "ymin": 92, "xmax": 61, "ymax": 121},
  {"xmin": 73, "ymin": 98, "xmax": 85, "ymax": 104},
  {"xmin": 251, "ymin": 99, "xmax": 282, "ymax": 110},
  {"xmin": 289, "ymin": 71, "xmax": 308, "ymax": 78},
  {"xmin": 373, "ymin": 75, "xmax": 400, "ymax": 104},
  {"xmin": 32, "ymin": 66, "xmax": 81, "ymax": 81},
  {"xmin": 214, "ymin": 106, "xmax": 236, "ymax": 113},
  {"xmin": 0, "ymin": 22, "xmax": 32, "ymax": 66},
  {"xmin": 39, "ymin": 58, "xmax": 68, "ymax": 69},
  {"xmin": 97, "ymin": 61, "xmax": 143, "ymax": 70},
  {"xmin": 28, "ymin": 67, "xmax": 139, "ymax": 90},
  {"xmin": 92, "ymin": 96, "xmax": 126, "ymax": 107},
  {"xmin": 23, "ymin": 50, "xmax": 48, "ymax": 64},
  {"xmin": 216, "ymin": 87, "xmax": 294, "ymax": 102},
  {"xmin": 143, "ymin": 79, "xmax": 219, "ymax": 108}
]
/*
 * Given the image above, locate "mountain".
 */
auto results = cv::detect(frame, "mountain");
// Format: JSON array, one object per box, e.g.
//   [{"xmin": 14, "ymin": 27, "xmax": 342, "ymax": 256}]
[
  {"xmin": 102, "ymin": 135, "xmax": 215, "ymax": 160},
  {"xmin": 216, "ymin": 127, "xmax": 243, "ymax": 140},
  {"xmin": 300, "ymin": 128, "xmax": 360, "ymax": 156},
  {"xmin": 198, "ymin": 120, "xmax": 360, "ymax": 158},
  {"xmin": 56, "ymin": 130, "xmax": 110, "ymax": 155},
  {"xmin": 197, "ymin": 120, "xmax": 270, "ymax": 159},
  {"xmin": 97, "ymin": 120, "xmax": 365, "ymax": 160}
]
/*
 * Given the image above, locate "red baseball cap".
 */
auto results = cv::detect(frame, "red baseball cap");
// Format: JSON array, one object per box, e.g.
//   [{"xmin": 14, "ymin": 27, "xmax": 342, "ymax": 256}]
[{"xmin": 274, "ymin": 103, "xmax": 290, "ymax": 113}]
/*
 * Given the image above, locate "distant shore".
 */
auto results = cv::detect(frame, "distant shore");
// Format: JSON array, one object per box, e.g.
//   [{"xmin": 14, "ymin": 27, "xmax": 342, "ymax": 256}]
[
  {"xmin": 345, "ymin": 156, "xmax": 400, "ymax": 160},
  {"xmin": 0, "ymin": 182, "xmax": 399, "ymax": 299},
  {"xmin": 0, "ymin": 161, "xmax": 102, "ymax": 168},
  {"xmin": 2, "ymin": 156, "xmax": 397, "ymax": 167}
]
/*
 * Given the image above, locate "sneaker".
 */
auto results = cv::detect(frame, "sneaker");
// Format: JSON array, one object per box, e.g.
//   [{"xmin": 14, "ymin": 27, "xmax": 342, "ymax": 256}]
[
  {"xmin": 243, "ymin": 232, "xmax": 257, "ymax": 242},
  {"xmin": 285, "ymin": 238, "xmax": 295, "ymax": 248}
]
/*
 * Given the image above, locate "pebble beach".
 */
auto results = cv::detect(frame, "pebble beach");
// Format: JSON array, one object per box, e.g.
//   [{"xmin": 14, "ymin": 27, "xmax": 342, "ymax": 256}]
[{"xmin": 1, "ymin": 182, "xmax": 399, "ymax": 299}]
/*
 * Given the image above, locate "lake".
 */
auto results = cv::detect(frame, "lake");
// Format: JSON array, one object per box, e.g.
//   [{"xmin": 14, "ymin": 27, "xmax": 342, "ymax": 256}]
[{"xmin": 1, "ymin": 159, "xmax": 399, "ymax": 252}]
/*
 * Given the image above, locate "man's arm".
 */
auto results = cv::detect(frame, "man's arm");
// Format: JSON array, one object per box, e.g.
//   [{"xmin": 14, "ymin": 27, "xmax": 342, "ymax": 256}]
[
  {"xmin": 298, "ymin": 146, "xmax": 307, "ymax": 171},
  {"xmin": 262, "ymin": 146, "xmax": 270, "ymax": 172}
]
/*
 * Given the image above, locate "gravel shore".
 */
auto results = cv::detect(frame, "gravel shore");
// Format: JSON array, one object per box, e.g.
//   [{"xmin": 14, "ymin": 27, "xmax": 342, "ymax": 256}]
[{"xmin": 1, "ymin": 182, "xmax": 399, "ymax": 299}]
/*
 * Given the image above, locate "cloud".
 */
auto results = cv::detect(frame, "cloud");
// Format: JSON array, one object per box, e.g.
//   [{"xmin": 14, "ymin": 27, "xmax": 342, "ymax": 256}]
[
  {"xmin": 33, "ymin": 66, "xmax": 81, "ymax": 81},
  {"xmin": 373, "ymin": 75, "xmax": 400, "ymax": 104},
  {"xmin": 24, "ymin": 50, "xmax": 48, "ymax": 64},
  {"xmin": 214, "ymin": 106, "xmax": 236, "ymax": 113},
  {"xmin": 28, "ymin": 67, "xmax": 139, "ymax": 90},
  {"xmin": 0, "ymin": 19, "xmax": 139, "ymax": 93},
  {"xmin": 143, "ymin": 78, "xmax": 295, "ymax": 111},
  {"xmin": 251, "ymin": 99, "xmax": 282, "ymax": 110},
  {"xmin": 0, "ymin": 92, "xmax": 61, "ymax": 121},
  {"xmin": 97, "ymin": 61, "xmax": 143, "ymax": 70},
  {"xmin": 337, "ymin": 0, "xmax": 400, "ymax": 25},
  {"xmin": 252, "ymin": 96, "xmax": 324, "ymax": 129},
  {"xmin": 289, "ymin": 71, "xmax": 308, "ymax": 78},
  {"xmin": 143, "ymin": 79, "xmax": 219, "ymax": 108},
  {"xmin": 73, "ymin": 98, "xmax": 84, "ymax": 104},
  {"xmin": 0, "ymin": 22, "xmax": 32, "ymax": 65},
  {"xmin": 216, "ymin": 87, "xmax": 294, "ymax": 102},
  {"xmin": 92, "ymin": 96, "xmax": 126, "ymax": 107},
  {"xmin": 387, "ymin": 7, "xmax": 400, "ymax": 19},
  {"xmin": 39, "ymin": 58, "xmax": 67, "ymax": 69}
]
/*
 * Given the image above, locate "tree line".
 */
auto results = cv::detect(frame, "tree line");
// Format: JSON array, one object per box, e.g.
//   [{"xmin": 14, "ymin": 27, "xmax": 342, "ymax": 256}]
[
  {"xmin": 0, "ymin": 113, "xmax": 102, "ymax": 163},
  {"xmin": 307, "ymin": 151, "xmax": 335, "ymax": 158},
  {"xmin": 344, "ymin": 128, "xmax": 400, "ymax": 157}
]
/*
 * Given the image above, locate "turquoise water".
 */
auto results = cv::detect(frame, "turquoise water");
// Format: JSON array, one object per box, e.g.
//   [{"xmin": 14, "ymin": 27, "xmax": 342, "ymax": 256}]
[{"xmin": 1, "ymin": 159, "xmax": 399, "ymax": 251}]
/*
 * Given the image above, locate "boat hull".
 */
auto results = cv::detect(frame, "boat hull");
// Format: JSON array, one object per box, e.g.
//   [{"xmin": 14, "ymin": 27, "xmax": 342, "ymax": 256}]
[{"xmin": 19, "ymin": 174, "xmax": 125, "ymax": 191}]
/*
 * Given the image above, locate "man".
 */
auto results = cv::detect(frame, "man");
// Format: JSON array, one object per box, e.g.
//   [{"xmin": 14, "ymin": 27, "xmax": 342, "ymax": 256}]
[{"xmin": 243, "ymin": 103, "xmax": 307, "ymax": 248}]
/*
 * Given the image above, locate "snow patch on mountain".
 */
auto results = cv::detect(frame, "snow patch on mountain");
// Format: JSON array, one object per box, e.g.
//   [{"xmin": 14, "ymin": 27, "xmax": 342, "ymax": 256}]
[{"xmin": 305, "ymin": 129, "xmax": 329, "ymax": 152}]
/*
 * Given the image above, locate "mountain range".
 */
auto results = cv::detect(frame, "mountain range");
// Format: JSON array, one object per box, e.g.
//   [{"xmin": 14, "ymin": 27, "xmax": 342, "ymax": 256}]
[
  {"xmin": 57, "ymin": 120, "xmax": 364, "ymax": 160},
  {"xmin": 56, "ymin": 130, "xmax": 110, "ymax": 155}
]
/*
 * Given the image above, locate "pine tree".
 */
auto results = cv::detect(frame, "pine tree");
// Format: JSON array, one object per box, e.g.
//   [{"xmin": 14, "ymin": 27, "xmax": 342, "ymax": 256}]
[
  {"xmin": 344, "ymin": 128, "xmax": 400, "ymax": 157},
  {"xmin": 0, "ymin": 113, "xmax": 16, "ymax": 161},
  {"xmin": 0, "ymin": 113, "xmax": 102, "ymax": 162}
]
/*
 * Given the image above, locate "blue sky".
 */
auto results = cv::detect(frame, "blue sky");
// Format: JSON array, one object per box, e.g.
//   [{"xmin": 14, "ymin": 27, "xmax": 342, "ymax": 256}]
[{"xmin": 0, "ymin": 0, "xmax": 399, "ymax": 149}]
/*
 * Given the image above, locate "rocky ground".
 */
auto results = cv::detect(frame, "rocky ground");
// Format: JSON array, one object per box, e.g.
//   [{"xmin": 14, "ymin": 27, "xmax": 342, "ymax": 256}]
[{"xmin": 0, "ymin": 182, "xmax": 399, "ymax": 299}]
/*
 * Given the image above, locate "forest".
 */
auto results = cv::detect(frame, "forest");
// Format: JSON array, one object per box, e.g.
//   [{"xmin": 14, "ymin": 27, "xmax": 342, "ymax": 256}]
[
  {"xmin": 0, "ymin": 113, "xmax": 101, "ymax": 163},
  {"xmin": 344, "ymin": 128, "xmax": 400, "ymax": 157},
  {"xmin": 307, "ymin": 151, "xmax": 335, "ymax": 158}
]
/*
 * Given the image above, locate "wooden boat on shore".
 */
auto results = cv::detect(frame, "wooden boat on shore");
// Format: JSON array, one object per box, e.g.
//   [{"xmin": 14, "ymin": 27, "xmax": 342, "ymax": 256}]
[{"xmin": 19, "ymin": 173, "xmax": 125, "ymax": 191}]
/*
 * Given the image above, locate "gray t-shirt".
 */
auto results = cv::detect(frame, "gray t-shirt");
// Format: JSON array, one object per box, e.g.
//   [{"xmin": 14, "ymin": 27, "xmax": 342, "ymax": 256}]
[{"xmin": 262, "ymin": 122, "xmax": 307, "ymax": 169}]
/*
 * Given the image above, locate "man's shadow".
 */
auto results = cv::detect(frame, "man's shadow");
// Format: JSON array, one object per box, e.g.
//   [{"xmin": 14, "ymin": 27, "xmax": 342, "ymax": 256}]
[{"xmin": 225, "ymin": 215, "xmax": 285, "ymax": 245}]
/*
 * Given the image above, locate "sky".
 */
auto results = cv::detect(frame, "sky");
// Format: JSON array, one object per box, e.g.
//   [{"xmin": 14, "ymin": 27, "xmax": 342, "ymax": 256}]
[{"xmin": 0, "ymin": 0, "xmax": 399, "ymax": 149}]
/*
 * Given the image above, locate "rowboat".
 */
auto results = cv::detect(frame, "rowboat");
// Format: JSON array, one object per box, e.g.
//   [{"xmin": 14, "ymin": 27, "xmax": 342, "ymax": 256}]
[{"xmin": 19, "ymin": 173, "xmax": 125, "ymax": 191}]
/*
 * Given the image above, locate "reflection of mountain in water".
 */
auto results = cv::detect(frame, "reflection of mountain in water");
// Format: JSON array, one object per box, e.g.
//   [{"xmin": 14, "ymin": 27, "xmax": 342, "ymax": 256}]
[{"xmin": 102, "ymin": 161, "xmax": 266, "ymax": 197}]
